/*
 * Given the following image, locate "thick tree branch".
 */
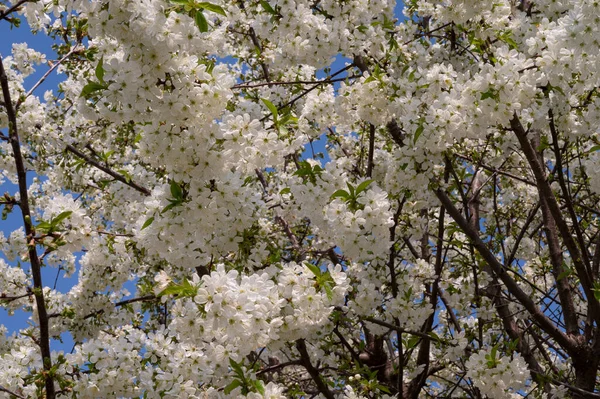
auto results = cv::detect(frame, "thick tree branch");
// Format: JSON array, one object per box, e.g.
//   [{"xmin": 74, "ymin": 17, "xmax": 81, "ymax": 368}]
[
  {"xmin": 434, "ymin": 187, "xmax": 578, "ymax": 355},
  {"xmin": 296, "ymin": 339, "xmax": 336, "ymax": 399},
  {"xmin": 0, "ymin": 54, "xmax": 56, "ymax": 399},
  {"xmin": 511, "ymin": 113, "xmax": 600, "ymax": 325}
]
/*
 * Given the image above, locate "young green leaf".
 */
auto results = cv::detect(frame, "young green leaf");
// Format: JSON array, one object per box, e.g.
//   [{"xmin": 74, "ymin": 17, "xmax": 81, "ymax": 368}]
[
  {"xmin": 355, "ymin": 179, "xmax": 374, "ymax": 195},
  {"xmin": 95, "ymin": 56, "xmax": 105, "ymax": 82},
  {"xmin": 261, "ymin": 98, "xmax": 278, "ymax": 121},
  {"xmin": 197, "ymin": 2, "xmax": 226, "ymax": 16},
  {"xmin": 413, "ymin": 123, "xmax": 424, "ymax": 144},
  {"xmin": 51, "ymin": 211, "xmax": 73, "ymax": 228},
  {"xmin": 260, "ymin": 0, "xmax": 276, "ymax": 14},
  {"xmin": 330, "ymin": 189, "xmax": 350, "ymax": 201},
  {"xmin": 141, "ymin": 217, "xmax": 154, "ymax": 230},
  {"xmin": 170, "ymin": 181, "xmax": 183, "ymax": 200},
  {"xmin": 195, "ymin": 10, "xmax": 209, "ymax": 32},
  {"xmin": 224, "ymin": 379, "xmax": 242, "ymax": 395},
  {"xmin": 81, "ymin": 81, "xmax": 108, "ymax": 98}
]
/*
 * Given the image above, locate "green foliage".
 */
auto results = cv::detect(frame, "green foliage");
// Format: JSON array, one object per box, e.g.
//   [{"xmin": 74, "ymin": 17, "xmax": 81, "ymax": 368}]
[
  {"xmin": 36, "ymin": 211, "xmax": 73, "ymax": 235},
  {"xmin": 157, "ymin": 278, "xmax": 198, "ymax": 298},
  {"xmin": 330, "ymin": 179, "xmax": 374, "ymax": 211},
  {"xmin": 161, "ymin": 180, "xmax": 188, "ymax": 214},
  {"xmin": 305, "ymin": 262, "xmax": 335, "ymax": 300},
  {"xmin": 168, "ymin": 0, "xmax": 226, "ymax": 32},
  {"xmin": 294, "ymin": 160, "xmax": 323, "ymax": 185},
  {"xmin": 224, "ymin": 358, "xmax": 265, "ymax": 395}
]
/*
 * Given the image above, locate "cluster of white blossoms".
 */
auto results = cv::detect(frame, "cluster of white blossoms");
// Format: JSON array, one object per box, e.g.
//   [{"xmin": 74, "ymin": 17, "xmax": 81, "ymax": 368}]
[{"xmin": 465, "ymin": 349, "xmax": 531, "ymax": 398}]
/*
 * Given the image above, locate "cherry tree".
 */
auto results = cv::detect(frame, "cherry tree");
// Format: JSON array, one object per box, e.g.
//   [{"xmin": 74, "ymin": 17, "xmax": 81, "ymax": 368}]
[{"xmin": 1, "ymin": 0, "xmax": 600, "ymax": 397}]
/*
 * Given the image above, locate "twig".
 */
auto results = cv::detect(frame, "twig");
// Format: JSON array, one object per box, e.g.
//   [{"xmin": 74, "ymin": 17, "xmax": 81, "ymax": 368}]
[
  {"xmin": 65, "ymin": 144, "xmax": 151, "ymax": 196},
  {"xmin": 16, "ymin": 46, "xmax": 81, "ymax": 110},
  {"xmin": 0, "ymin": 0, "xmax": 31, "ymax": 20}
]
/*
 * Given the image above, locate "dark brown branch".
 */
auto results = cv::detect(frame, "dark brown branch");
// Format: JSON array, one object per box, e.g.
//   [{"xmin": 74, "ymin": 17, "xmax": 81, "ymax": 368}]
[
  {"xmin": 0, "ymin": 385, "xmax": 25, "ymax": 399},
  {"xmin": 548, "ymin": 109, "xmax": 590, "ymax": 267},
  {"xmin": 366, "ymin": 124, "xmax": 375, "ymax": 178},
  {"xmin": 455, "ymin": 153, "xmax": 536, "ymax": 186},
  {"xmin": 511, "ymin": 113, "xmax": 600, "ymax": 324},
  {"xmin": 0, "ymin": 0, "xmax": 31, "ymax": 20},
  {"xmin": 232, "ymin": 75, "xmax": 360, "ymax": 89},
  {"xmin": 434, "ymin": 187, "xmax": 578, "ymax": 354},
  {"xmin": 0, "ymin": 54, "xmax": 56, "ymax": 399},
  {"xmin": 528, "ymin": 128, "xmax": 579, "ymax": 335},
  {"xmin": 256, "ymin": 359, "xmax": 302, "ymax": 376},
  {"xmin": 260, "ymin": 64, "xmax": 354, "ymax": 122},
  {"xmin": 47, "ymin": 295, "xmax": 158, "ymax": 320},
  {"xmin": 296, "ymin": 339, "xmax": 336, "ymax": 399},
  {"xmin": 65, "ymin": 144, "xmax": 151, "ymax": 196},
  {"xmin": 362, "ymin": 317, "xmax": 452, "ymax": 344}
]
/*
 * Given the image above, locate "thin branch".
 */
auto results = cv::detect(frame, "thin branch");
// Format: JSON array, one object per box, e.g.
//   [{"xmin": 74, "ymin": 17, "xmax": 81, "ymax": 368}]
[
  {"xmin": 511, "ymin": 113, "xmax": 600, "ymax": 324},
  {"xmin": 16, "ymin": 46, "xmax": 81, "ymax": 110},
  {"xmin": 65, "ymin": 144, "xmax": 151, "ymax": 196},
  {"xmin": 232, "ymin": 75, "xmax": 359, "ymax": 89},
  {"xmin": 0, "ymin": 385, "xmax": 25, "ymax": 399},
  {"xmin": 366, "ymin": 123, "xmax": 375, "ymax": 178}
]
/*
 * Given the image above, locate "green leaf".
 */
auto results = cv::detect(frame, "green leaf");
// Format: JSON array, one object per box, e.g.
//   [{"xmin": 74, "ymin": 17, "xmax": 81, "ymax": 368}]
[
  {"xmin": 413, "ymin": 123, "xmax": 424, "ymax": 144},
  {"xmin": 157, "ymin": 279, "xmax": 197, "ymax": 298},
  {"xmin": 355, "ymin": 179, "xmax": 374, "ymax": 195},
  {"xmin": 306, "ymin": 263, "xmax": 322, "ymax": 277},
  {"xmin": 224, "ymin": 379, "xmax": 242, "ymax": 394},
  {"xmin": 346, "ymin": 182, "xmax": 355, "ymax": 197},
  {"xmin": 197, "ymin": 2, "xmax": 226, "ymax": 16},
  {"xmin": 406, "ymin": 336, "xmax": 420, "ymax": 349},
  {"xmin": 260, "ymin": 0, "xmax": 276, "ymax": 14},
  {"xmin": 169, "ymin": 0, "xmax": 190, "ymax": 4},
  {"xmin": 161, "ymin": 202, "xmax": 178, "ymax": 214},
  {"xmin": 51, "ymin": 211, "xmax": 73, "ymax": 228},
  {"xmin": 195, "ymin": 10, "xmax": 209, "ymax": 32},
  {"xmin": 279, "ymin": 187, "xmax": 291, "ymax": 195},
  {"xmin": 81, "ymin": 81, "xmax": 108, "ymax": 98},
  {"xmin": 95, "ymin": 57, "xmax": 105, "ymax": 82},
  {"xmin": 261, "ymin": 98, "xmax": 278, "ymax": 121},
  {"xmin": 36, "ymin": 221, "xmax": 52, "ymax": 232},
  {"xmin": 330, "ymin": 189, "xmax": 350, "ymax": 201},
  {"xmin": 589, "ymin": 145, "xmax": 600, "ymax": 153},
  {"xmin": 141, "ymin": 217, "xmax": 154, "ymax": 230},
  {"xmin": 229, "ymin": 358, "xmax": 244, "ymax": 377},
  {"xmin": 356, "ymin": 24, "xmax": 368, "ymax": 33},
  {"xmin": 170, "ymin": 181, "xmax": 183, "ymax": 200},
  {"xmin": 480, "ymin": 89, "xmax": 498, "ymax": 101},
  {"xmin": 253, "ymin": 380, "xmax": 265, "ymax": 395}
]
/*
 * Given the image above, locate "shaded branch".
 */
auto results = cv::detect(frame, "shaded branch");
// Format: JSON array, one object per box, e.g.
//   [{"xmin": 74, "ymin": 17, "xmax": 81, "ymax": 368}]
[
  {"xmin": 65, "ymin": 144, "xmax": 151, "ymax": 196},
  {"xmin": 434, "ymin": 186, "xmax": 578, "ymax": 355},
  {"xmin": 0, "ymin": 54, "xmax": 56, "ymax": 399},
  {"xmin": 296, "ymin": 339, "xmax": 336, "ymax": 399}
]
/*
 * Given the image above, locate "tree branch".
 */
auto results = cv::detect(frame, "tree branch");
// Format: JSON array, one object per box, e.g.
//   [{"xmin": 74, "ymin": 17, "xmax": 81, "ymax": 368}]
[
  {"xmin": 0, "ymin": 54, "xmax": 56, "ymax": 399},
  {"xmin": 434, "ymin": 186, "xmax": 578, "ymax": 355},
  {"xmin": 296, "ymin": 339, "xmax": 336, "ymax": 399},
  {"xmin": 65, "ymin": 144, "xmax": 151, "ymax": 196},
  {"xmin": 511, "ymin": 113, "xmax": 600, "ymax": 325}
]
